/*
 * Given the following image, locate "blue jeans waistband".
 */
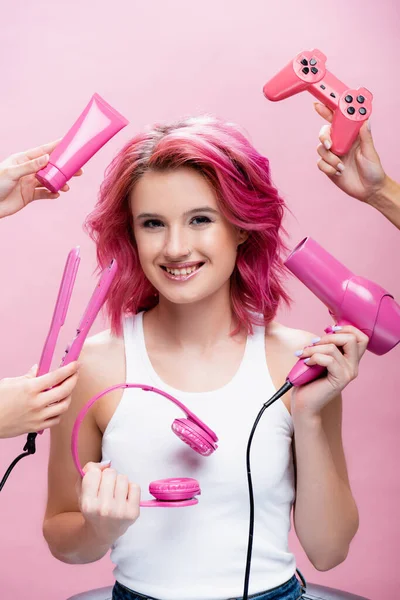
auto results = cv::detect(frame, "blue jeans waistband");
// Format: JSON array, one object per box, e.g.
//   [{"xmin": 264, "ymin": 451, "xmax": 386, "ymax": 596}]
[{"xmin": 112, "ymin": 574, "xmax": 304, "ymax": 600}]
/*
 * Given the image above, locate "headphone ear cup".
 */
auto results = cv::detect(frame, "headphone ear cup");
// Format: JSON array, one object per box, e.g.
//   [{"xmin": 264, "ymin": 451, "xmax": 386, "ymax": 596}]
[
  {"xmin": 149, "ymin": 477, "xmax": 201, "ymax": 501},
  {"xmin": 171, "ymin": 418, "xmax": 218, "ymax": 456}
]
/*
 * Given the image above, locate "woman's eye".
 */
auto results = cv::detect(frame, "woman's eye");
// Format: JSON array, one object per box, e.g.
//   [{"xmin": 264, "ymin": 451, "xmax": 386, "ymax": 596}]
[
  {"xmin": 143, "ymin": 219, "xmax": 164, "ymax": 229},
  {"xmin": 191, "ymin": 216, "xmax": 212, "ymax": 225}
]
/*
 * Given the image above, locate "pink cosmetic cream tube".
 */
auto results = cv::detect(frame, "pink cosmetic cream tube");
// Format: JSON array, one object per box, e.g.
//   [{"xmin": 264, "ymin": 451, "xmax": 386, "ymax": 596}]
[{"xmin": 36, "ymin": 93, "xmax": 129, "ymax": 192}]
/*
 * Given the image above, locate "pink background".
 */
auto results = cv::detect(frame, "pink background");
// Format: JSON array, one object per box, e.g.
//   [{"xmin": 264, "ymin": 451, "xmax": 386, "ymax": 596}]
[{"xmin": 0, "ymin": 1, "xmax": 399, "ymax": 599}]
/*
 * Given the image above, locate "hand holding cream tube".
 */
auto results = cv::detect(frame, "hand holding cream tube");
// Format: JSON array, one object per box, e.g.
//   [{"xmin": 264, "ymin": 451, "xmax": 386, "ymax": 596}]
[{"xmin": 36, "ymin": 93, "xmax": 129, "ymax": 192}]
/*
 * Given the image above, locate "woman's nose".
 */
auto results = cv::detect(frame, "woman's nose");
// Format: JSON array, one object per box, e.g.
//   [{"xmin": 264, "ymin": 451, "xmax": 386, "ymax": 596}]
[{"xmin": 164, "ymin": 228, "xmax": 190, "ymax": 260}]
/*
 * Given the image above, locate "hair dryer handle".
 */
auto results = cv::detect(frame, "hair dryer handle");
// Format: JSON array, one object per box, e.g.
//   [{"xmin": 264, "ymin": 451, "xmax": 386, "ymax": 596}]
[
  {"xmin": 287, "ymin": 319, "xmax": 352, "ymax": 386},
  {"xmin": 287, "ymin": 360, "xmax": 326, "ymax": 387}
]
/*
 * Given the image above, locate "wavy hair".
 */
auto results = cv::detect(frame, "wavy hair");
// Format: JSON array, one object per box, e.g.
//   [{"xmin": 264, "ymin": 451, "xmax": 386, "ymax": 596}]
[{"xmin": 85, "ymin": 115, "xmax": 291, "ymax": 335}]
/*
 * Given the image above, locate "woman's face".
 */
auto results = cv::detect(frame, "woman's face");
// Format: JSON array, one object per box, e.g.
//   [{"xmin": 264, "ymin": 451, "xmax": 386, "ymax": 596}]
[{"xmin": 130, "ymin": 167, "xmax": 245, "ymax": 306}]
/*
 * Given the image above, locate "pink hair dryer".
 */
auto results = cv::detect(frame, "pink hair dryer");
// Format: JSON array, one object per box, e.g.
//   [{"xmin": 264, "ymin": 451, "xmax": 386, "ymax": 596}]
[{"xmin": 284, "ymin": 237, "xmax": 400, "ymax": 387}]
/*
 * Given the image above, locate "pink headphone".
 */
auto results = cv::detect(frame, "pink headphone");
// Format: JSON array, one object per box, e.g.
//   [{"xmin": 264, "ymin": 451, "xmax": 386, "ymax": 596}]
[{"xmin": 71, "ymin": 383, "xmax": 219, "ymax": 507}]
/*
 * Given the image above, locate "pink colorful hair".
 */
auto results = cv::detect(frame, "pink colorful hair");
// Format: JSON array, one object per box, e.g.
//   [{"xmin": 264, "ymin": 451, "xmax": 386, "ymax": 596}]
[{"xmin": 85, "ymin": 115, "xmax": 291, "ymax": 335}]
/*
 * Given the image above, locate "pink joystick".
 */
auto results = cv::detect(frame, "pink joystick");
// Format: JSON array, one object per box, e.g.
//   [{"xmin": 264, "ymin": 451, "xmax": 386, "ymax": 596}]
[{"xmin": 263, "ymin": 49, "xmax": 373, "ymax": 155}]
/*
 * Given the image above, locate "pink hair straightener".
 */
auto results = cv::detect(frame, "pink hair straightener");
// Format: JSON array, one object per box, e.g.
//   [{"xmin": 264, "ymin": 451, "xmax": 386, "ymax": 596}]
[
  {"xmin": 0, "ymin": 248, "xmax": 117, "ymax": 491},
  {"xmin": 37, "ymin": 247, "xmax": 117, "ymax": 386}
]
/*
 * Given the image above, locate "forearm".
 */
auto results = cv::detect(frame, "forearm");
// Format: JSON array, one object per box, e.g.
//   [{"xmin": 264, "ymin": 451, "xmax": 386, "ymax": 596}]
[
  {"xmin": 43, "ymin": 512, "xmax": 112, "ymax": 564},
  {"xmin": 292, "ymin": 412, "xmax": 359, "ymax": 570},
  {"xmin": 368, "ymin": 175, "xmax": 400, "ymax": 230}
]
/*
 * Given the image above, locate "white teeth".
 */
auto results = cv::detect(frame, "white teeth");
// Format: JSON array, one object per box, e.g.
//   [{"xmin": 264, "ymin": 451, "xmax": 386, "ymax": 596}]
[{"xmin": 165, "ymin": 265, "xmax": 200, "ymax": 276}]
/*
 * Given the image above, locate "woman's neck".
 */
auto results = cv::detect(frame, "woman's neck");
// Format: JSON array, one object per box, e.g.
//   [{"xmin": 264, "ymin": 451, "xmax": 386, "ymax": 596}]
[{"xmin": 144, "ymin": 287, "xmax": 239, "ymax": 351}]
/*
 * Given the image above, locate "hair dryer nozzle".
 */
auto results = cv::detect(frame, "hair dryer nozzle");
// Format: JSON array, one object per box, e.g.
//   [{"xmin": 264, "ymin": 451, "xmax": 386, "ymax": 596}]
[
  {"xmin": 285, "ymin": 237, "xmax": 400, "ymax": 356},
  {"xmin": 370, "ymin": 294, "xmax": 400, "ymax": 355}
]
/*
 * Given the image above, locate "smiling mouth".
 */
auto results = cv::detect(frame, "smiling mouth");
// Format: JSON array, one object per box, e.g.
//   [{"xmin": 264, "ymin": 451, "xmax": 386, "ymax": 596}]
[{"xmin": 160, "ymin": 262, "xmax": 204, "ymax": 277}]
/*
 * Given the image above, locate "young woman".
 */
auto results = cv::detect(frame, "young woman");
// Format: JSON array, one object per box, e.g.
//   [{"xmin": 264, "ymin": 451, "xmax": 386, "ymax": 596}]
[{"xmin": 43, "ymin": 116, "xmax": 368, "ymax": 600}]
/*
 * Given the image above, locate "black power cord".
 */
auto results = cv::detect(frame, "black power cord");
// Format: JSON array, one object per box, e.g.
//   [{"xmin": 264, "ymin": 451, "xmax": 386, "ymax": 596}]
[
  {"xmin": 0, "ymin": 432, "xmax": 37, "ymax": 492},
  {"xmin": 243, "ymin": 380, "xmax": 306, "ymax": 599}
]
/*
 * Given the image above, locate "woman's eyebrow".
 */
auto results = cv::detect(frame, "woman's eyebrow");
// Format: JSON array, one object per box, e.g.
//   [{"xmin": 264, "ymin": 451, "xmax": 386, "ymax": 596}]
[
  {"xmin": 136, "ymin": 212, "xmax": 163, "ymax": 219},
  {"xmin": 183, "ymin": 206, "xmax": 219, "ymax": 216},
  {"xmin": 136, "ymin": 206, "xmax": 219, "ymax": 219}
]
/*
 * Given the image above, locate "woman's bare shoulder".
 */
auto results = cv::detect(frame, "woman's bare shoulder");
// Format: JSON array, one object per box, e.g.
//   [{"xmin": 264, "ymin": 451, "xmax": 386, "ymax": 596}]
[
  {"xmin": 83, "ymin": 328, "xmax": 124, "ymax": 353},
  {"xmin": 266, "ymin": 321, "xmax": 316, "ymax": 353},
  {"xmin": 264, "ymin": 321, "xmax": 316, "ymax": 393},
  {"xmin": 81, "ymin": 328, "xmax": 124, "ymax": 365},
  {"xmin": 77, "ymin": 328, "xmax": 126, "ymax": 393}
]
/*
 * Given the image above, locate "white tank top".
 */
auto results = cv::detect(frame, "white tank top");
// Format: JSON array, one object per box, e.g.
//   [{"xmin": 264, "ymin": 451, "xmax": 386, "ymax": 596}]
[{"xmin": 102, "ymin": 313, "xmax": 296, "ymax": 600}]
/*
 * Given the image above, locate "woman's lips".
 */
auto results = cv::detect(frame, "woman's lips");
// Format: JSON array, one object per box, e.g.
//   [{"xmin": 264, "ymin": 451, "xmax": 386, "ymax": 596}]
[{"xmin": 160, "ymin": 262, "xmax": 204, "ymax": 282}]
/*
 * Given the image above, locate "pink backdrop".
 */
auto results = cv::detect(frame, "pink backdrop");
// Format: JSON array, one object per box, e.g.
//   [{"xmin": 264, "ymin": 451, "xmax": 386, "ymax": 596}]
[{"xmin": 0, "ymin": 1, "xmax": 398, "ymax": 599}]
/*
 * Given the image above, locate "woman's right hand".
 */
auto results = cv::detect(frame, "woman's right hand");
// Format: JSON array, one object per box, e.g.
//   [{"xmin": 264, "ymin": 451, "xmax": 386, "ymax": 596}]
[
  {"xmin": 79, "ymin": 461, "xmax": 141, "ymax": 546},
  {"xmin": 0, "ymin": 361, "xmax": 80, "ymax": 438}
]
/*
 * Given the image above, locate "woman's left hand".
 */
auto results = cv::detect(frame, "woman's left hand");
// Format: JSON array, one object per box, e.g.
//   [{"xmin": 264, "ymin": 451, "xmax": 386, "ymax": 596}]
[{"xmin": 290, "ymin": 325, "xmax": 369, "ymax": 417}]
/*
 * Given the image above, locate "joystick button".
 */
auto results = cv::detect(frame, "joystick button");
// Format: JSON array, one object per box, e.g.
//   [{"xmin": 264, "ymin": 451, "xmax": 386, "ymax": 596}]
[
  {"xmin": 301, "ymin": 59, "xmax": 308, "ymax": 66},
  {"xmin": 347, "ymin": 107, "xmax": 356, "ymax": 115},
  {"xmin": 302, "ymin": 67, "xmax": 310, "ymax": 74},
  {"xmin": 345, "ymin": 95, "xmax": 353, "ymax": 103},
  {"xmin": 309, "ymin": 58, "xmax": 317, "ymax": 66},
  {"xmin": 357, "ymin": 95, "xmax": 365, "ymax": 103},
  {"xmin": 359, "ymin": 107, "xmax": 367, "ymax": 115},
  {"xmin": 311, "ymin": 67, "xmax": 318, "ymax": 74}
]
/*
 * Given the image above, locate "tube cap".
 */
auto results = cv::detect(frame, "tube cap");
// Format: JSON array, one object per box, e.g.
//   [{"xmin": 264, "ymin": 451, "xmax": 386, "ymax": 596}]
[{"xmin": 36, "ymin": 163, "xmax": 68, "ymax": 193}]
